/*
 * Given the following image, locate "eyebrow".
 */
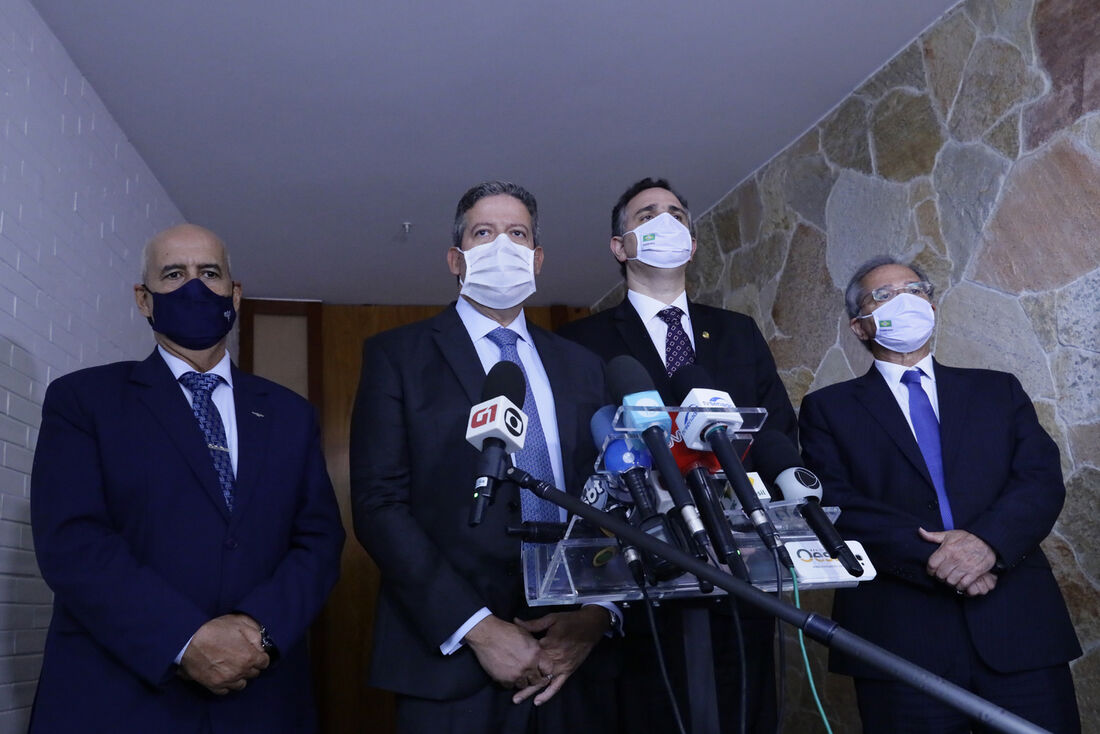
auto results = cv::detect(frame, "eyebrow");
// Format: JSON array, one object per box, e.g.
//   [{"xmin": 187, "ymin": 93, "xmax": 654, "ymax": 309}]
[
  {"xmin": 633, "ymin": 203, "xmax": 686, "ymax": 218},
  {"xmin": 158, "ymin": 262, "xmax": 223, "ymax": 275},
  {"xmin": 468, "ymin": 221, "xmax": 530, "ymax": 233}
]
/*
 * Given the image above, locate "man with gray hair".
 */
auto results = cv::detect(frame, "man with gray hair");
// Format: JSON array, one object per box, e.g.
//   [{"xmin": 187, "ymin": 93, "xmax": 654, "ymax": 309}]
[
  {"xmin": 799, "ymin": 256, "xmax": 1080, "ymax": 732},
  {"xmin": 350, "ymin": 181, "xmax": 618, "ymax": 733},
  {"xmin": 30, "ymin": 223, "xmax": 345, "ymax": 732}
]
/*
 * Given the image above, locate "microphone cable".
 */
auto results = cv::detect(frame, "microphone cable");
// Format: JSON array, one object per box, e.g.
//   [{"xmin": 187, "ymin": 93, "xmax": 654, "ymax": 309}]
[
  {"xmin": 790, "ymin": 567, "xmax": 834, "ymax": 733},
  {"xmin": 638, "ymin": 581, "xmax": 688, "ymax": 734}
]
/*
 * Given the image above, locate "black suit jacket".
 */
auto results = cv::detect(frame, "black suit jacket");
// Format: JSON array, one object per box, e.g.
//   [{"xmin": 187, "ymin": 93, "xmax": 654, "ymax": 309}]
[
  {"xmin": 557, "ymin": 297, "xmax": 798, "ymax": 445},
  {"xmin": 349, "ymin": 305, "xmax": 606, "ymax": 701},
  {"xmin": 798, "ymin": 361, "xmax": 1081, "ymax": 678}
]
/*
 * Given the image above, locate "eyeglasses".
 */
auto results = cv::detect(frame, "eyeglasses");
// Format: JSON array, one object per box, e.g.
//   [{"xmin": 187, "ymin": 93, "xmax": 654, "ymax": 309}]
[{"xmin": 860, "ymin": 281, "xmax": 934, "ymax": 306}]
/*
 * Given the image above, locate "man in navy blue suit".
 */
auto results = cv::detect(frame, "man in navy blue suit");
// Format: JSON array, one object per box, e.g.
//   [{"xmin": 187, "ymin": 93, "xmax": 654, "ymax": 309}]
[
  {"xmin": 29, "ymin": 224, "xmax": 344, "ymax": 733},
  {"xmin": 799, "ymin": 256, "xmax": 1080, "ymax": 733}
]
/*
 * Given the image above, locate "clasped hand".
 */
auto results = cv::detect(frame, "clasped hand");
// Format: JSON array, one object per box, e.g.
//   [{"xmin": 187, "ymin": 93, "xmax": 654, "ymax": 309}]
[
  {"xmin": 919, "ymin": 528, "xmax": 997, "ymax": 597},
  {"xmin": 464, "ymin": 607, "xmax": 609, "ymax": 707},
  {"xmin": 178, "ymin": 613, "xmax": 270, "ymax": 695}
]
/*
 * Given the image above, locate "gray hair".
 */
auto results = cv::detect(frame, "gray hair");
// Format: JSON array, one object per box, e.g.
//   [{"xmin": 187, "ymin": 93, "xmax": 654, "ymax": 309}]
[
  {"xmin": 452, "ymin": 181, "xmax": 539, "ymax": 249},
  {"xmin": 844, "ymin": 256, "xmax": 931, "ymax": 319},
  {"xmin": 140, "ymin": 224, "xmax": 232, "ymax": 283}
]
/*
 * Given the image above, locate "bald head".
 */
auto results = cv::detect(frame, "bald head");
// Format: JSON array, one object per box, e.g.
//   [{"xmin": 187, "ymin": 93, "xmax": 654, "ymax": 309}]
[{"xmin": 141, "ymin": 224, "xmax": 231, "ymax": 285}]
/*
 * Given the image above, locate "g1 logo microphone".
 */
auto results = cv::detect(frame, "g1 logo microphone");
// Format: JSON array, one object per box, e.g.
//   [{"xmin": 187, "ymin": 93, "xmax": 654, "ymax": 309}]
[{"xmin": 465, "ymin": 395, "xmax": 527, "ymax": 453}]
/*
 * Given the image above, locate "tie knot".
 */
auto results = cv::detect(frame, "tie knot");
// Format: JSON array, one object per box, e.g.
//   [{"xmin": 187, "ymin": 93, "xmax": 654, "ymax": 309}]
[
  {"xmin": 901, "ymin": 369, "xmax": 923, "ymax": 386},
  {"xmin": 486, "ymin": 327, "xmax": 519, "ymax": 349},
  {"xmin": 657, "ymin": 306, "xmax": 684, "ymax": 326},
  {"xmin": 179, "ymin": 371, "xmax": 222, "ymax": 397}
]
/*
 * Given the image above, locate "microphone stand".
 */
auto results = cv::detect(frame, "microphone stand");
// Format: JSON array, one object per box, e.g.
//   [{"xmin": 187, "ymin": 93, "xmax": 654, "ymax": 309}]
[{"xmin": 504, "ymin": 466, "xmax": 1050, "ymax": 734}]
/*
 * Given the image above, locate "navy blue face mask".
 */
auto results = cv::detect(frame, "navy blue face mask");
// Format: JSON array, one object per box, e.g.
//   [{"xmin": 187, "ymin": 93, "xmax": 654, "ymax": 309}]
[{"xmin": 145, "ymin": 277, "xmax": 237, "ymax": 350}]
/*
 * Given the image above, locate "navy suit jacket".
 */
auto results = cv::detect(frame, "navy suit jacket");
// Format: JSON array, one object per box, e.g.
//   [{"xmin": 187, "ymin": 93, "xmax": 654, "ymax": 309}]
[
  {"xmin": 30, "ymin": 351, "xmax": 344, "ymax": 733},
  {"xmin": 349, "ymin": 305, "xmax": 607, "ymax": 702},
  {"xmin": 798, "ymin": 361, "xmax": 1080, "ymax": 678},
  {"xmin": 557, "ymin": 297, "xmax": 798, "ymax": 446}
]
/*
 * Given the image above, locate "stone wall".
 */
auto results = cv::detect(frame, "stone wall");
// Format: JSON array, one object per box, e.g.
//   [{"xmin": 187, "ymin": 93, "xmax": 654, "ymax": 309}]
[{"xmin": 596, "ymin": 0, "xmax": 1100, "ymax": 730}]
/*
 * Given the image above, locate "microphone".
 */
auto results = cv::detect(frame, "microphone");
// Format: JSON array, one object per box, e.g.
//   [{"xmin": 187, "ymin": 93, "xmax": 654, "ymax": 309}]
[
  {"xmin": 751, "ymin": 431, "xmax": 864, "ymax": 577},
  {"xmin": 670, "ymin": 365, "xmax": 794, "ymax": 569},
  {"xmin": 467, "ymin": 361, "xmax": 527, "ymax": 526},
  {"xmin": 590, "ymin": 403, "xmax": 685, "ymax": 582},
  {"xmin": 606, "ymin": 356, "xmax": 708, "ymax": 548},
  {"xmin": 668, "ymin": 431, "xmax": 751, "ymax": 579}
]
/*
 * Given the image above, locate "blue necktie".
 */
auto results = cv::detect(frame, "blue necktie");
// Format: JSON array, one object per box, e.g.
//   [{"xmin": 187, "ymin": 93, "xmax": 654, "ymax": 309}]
[
  {"xmin": 485, "ymin": 328, "xmax": 559, "ymax": 524},
  {"xmin": 901, "ymin": 369, "xmax": 953, "ymax": 530},
  {"xmin": 179, "ymin": 371, "xmax": 235, "ymax": 512},
  {"xmin": 658, "ymin": 306, "xmax": 695, "ymax": 377}
]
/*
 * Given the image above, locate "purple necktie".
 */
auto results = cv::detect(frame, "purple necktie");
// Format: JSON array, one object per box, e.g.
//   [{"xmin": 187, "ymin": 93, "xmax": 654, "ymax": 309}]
[
  {"xmin": 179, "ymin": 371, "xmax": 235, "ymax": 512},
  {"xmin": 901, "ymin": 369, "xmax": 953, "ymax": 530},
  {"xmin": 658, "ymin": 306, "xmax": 695, "ymax": 377}
]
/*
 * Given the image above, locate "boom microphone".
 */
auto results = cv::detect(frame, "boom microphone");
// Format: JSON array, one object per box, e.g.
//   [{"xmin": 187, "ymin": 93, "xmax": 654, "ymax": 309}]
[
  {"xmin": 751, "ymin": 431, "xmax": 863, "ymax": 577},
  {"xmin": 467, "ymin": 361, "xmax": 527, "ymax": 526}
]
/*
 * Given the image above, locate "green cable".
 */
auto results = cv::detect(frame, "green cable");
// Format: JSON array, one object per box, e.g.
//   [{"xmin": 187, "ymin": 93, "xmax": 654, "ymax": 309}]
[{"xmin": 791, "ymin": 568, "xmax": 834, "ymax": 734}]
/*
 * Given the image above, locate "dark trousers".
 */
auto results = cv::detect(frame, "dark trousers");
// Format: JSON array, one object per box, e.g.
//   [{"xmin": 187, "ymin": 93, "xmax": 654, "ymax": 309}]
[
  {"xmin": 616, "ymin": 599, "xmax": 777, "ymax": 734},
  {"xmin": 854, "ymin": 650, "xmax": 1079, "ymax": 734},
  {"xmin": 395, "ymin": 641, "xmax": 619, "ymax": 734}
]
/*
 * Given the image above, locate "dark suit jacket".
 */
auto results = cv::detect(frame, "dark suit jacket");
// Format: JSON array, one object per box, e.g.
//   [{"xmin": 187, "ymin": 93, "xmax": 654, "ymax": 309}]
[
  {"xmin": 29, "ymin": 350, "xmax": 345, "ymax": 734},
  {"xmin": 349, "ymin": 305, "xmax": 607, "ymax": 701},
  {"xmin": 798, "ymin": 361, "xmax": 1081, "ymax": 678},
  {"xmin": 557, "ymin": 297, "xmax": 798, "ymax": 446}
]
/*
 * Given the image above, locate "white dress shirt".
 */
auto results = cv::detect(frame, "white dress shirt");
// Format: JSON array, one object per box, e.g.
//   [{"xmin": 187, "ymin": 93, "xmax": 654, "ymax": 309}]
[
  {"xmin": 873, "ymin": 354, "xmax": 940, "ymax": 438},
  {"xmin": 627, "ymin": 288, "xmax": 695, "ymax": 361}
]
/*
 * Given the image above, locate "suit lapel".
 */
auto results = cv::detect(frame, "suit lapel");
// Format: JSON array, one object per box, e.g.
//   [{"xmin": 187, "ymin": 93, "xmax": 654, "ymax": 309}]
[
  {"xmin": 529, "ymin": 326, "xmax": 576, "ymax": 489},
  {"xmin": 852, "ymin": 366, "xmax": 936, "ymax": 489},
  {"xmin": 687, "ymin": 300, "xmax": 719, "ymax": 371},
  {"xmin": 431, "ymin": 305, "xmax": 486, "ymax": 406},
  {"xmin": 229, "ymin": 368, "xmax": 271, "ymax": 526},
  {"xmin": 131, "ymin": 351, "xmax": 232, "ymax": 521},
  {"xmin": 612, "ymin": 299, "xmax": 668, "ymax": 385},
  {"xmin": 932, "ymin": 360, "xmax": 970, "ymax": 483}
]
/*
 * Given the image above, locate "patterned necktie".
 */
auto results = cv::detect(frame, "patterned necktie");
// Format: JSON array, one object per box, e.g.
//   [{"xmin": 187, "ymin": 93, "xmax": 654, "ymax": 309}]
[
  {"xmin": 658, "ymin": 306, "xmax": 695, "ymax": 377},
  {"xmin": 179, "ymin": 371, "xmax": 235, "ymax": 512},
  {"xmin": 485, "ymin": 328, "xmax": 559, "ymax": 524},
  {"xmin": 901, "ymin": 369, "xmax": 953, "ymax": 530}
]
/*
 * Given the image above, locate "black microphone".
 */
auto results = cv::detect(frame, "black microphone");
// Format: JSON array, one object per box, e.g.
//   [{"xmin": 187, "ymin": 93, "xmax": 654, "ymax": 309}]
[
  {"xmin": 751, "ymin": 430, "xmax": 864, "ymax": 577},
  {"xmin": 467, "ymin": 361, "xmax": 527, "ymax": 526},
  {"xmin": 670, "ymin": 365, "xmax": 794, "ymax": 569}
]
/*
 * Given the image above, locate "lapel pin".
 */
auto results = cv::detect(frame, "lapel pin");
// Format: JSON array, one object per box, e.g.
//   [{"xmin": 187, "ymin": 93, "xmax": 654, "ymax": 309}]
[
  {"xmin": 251, "ymin": 411, "xmax": 265, "ymax": 418},
  {"xmin": 701, "ymin": 331, "xmax": 711, "ymax": 339}
]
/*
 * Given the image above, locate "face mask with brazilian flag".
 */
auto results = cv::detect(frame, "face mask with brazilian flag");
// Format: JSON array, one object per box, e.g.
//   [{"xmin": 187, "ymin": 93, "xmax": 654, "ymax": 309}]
[{"xmin": 625, "ymin": 212, "xmax": 693, "ymax": 269}]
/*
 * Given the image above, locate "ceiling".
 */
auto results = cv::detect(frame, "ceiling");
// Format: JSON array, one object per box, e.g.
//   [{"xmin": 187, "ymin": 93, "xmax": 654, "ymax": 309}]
[{"xmin": 30, "ymin": 0, "xmax": 959, "ymax": 306}]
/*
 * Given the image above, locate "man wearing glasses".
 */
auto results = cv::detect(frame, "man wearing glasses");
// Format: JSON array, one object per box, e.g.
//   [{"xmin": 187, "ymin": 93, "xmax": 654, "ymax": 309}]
[{"xmin": 798, "ymin": 257, "xmax": 1080, "ymax": 733}]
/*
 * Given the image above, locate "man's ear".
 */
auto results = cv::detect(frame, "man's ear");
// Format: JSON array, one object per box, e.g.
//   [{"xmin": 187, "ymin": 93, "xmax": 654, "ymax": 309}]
[
  {"xmin": 447, "ymin": 247, "xmax": 464, "ymax": 277},
  {"xmin": 610, "ymin": 236, "xmax": 628, "ymax": 263},
  {"xmin": 533, "ymin": 246, "xmax": 544, "ymax": 275},
  {"xmin": 135, "ymin": 284, "xmax": 153, "ymax": 319}
]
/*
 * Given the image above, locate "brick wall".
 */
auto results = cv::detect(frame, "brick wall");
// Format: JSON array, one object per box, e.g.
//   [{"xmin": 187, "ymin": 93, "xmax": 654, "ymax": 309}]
[{"xmin": 0, "ymin": 1, "xmax": 181, "ymax": 728}]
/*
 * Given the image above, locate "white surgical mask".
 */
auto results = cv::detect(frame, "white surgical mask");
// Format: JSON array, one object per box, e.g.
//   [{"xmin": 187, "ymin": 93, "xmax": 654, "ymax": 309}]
[
  {"xmin": 625, "ymin": 212, "xmax": 693, "ymax": 269},
  {"xmin": 458, "ymin": 234, "xmax": 537, "ymax": 310},
  {"xmin": 858, "ymin": 293, "xmax": 935, "ymax": 353}
]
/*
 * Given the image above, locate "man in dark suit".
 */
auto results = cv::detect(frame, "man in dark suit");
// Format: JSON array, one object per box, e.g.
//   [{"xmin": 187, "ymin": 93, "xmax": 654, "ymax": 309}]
[
  {"xmin": 798, "ymin": 256, "xmax": 1081, "ymax": 733},
  {"xmin": 29, "ymin": 224, "xmax": 345, "ymax": 733},
  {"xmin": 558, "ymin": 178, "xmax": 797, "ymax": 733},
  {"xmin": 350, "ymin": 181, "xmax": 617, "ymax": 734}
]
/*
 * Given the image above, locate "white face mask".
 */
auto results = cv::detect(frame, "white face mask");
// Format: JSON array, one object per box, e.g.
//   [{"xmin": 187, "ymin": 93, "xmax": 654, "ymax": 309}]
[
  {"xmin": 625, "ymin": 212, "xmax": 693, "ymax": 269},
  {"xmin": 858, "ymin": 293, "xmax": 935, "ymax": 353},
  {"xmin": 458, "ymin": 233, "xmax": 537, "ymax": 310}
]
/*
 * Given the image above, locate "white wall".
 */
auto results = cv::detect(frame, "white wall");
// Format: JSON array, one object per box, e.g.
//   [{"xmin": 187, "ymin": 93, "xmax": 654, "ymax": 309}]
[{"xmin": 0, "ymin": 0, "xmax": 181, "ymax": 728}]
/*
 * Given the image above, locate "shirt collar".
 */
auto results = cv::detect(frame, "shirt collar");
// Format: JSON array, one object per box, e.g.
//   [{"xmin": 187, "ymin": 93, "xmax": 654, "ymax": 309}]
[
  {"xmin": 874, "ymin": 353, "xmax": 936, "ymax": 388},
  {"xmin": 158, "ymin": 345, "xmax": 234, "ymax": 388},
  {"xmin": 454, "ymin": 296, "xmax": 532, "ymax": 345},
  {"xmin": 627, "ymin": 289, "xmax": 690, "ymax": 325}
]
